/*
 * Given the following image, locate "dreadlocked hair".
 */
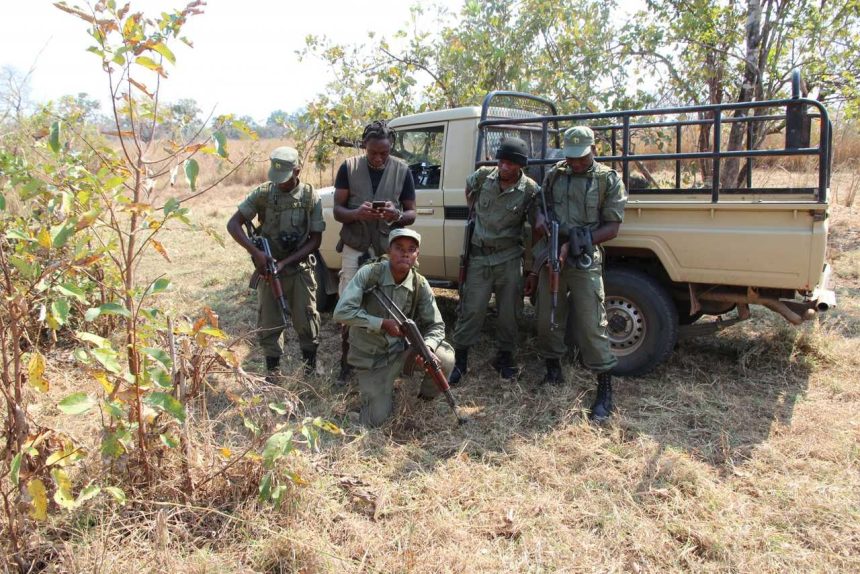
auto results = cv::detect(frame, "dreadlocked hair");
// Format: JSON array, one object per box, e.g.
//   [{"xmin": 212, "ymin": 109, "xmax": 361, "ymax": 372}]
[{"xmin": 362, "ymin": 120, "xmax": 395, "ymax": 144}]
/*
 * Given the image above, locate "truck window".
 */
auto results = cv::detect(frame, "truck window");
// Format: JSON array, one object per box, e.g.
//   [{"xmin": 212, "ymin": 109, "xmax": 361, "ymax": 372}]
[{"xmin": 392, "ymin": 126, "xmax": 444, "ymax": 189}]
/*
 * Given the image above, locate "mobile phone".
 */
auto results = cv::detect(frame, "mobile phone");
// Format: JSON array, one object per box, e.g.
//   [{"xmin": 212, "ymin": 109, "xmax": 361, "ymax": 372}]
[{"xmin": 372, "ymin": 201, "xmax": 387, "ymax": 210}]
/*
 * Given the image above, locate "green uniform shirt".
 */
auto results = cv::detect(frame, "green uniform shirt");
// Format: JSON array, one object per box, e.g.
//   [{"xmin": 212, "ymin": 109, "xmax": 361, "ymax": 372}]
[
  {"xmin": 467, "ymin": 166, "xmax": 538, "ymax": 262},
  {"xmin": 238, "ymin": 181, "xmax": 325, "ymax": 260},
  {"xmin": 538, "ymin": 160, "xmax": 627, "ymax": 239},
  {"xmin": 333, "ymin": 262, "xmax": 446, "ymax": 370}
]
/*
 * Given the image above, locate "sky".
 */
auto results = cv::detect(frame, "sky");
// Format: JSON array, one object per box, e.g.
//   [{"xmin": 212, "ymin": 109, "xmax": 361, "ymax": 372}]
[{"xmin": 0, "ymin": 0, "xmax": 465, "ymax": 123}]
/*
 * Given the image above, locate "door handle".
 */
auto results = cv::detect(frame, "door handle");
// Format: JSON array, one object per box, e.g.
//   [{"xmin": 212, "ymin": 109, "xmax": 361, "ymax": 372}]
[{"xmin": 417, "ymin": 208, "xmax": 435, "ymax": 215}]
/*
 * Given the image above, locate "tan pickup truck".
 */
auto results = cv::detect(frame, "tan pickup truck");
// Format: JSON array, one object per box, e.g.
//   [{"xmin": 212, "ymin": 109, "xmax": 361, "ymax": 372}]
[{"xmin": 314, "ymin": 74, "xmax": 836, "ymax": 376}]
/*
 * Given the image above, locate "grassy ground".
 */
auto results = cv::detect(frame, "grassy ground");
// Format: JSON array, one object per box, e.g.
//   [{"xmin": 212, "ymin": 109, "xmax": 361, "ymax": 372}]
[{"xmin": 12, "ymin": 181, "xmax": 860, "ymax": 573}]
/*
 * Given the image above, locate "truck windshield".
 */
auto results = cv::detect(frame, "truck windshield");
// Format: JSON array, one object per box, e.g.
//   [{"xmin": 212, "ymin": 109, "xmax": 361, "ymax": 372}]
[{"xmin": 392, "ymin": 125, "xmax": 444, "ymax": 189}]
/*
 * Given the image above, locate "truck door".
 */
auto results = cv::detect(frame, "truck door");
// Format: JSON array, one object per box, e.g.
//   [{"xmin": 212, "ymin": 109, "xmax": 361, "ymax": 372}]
[{"xmin": 391, "ymin": 123, "xmax": 447, "ymax": 277}]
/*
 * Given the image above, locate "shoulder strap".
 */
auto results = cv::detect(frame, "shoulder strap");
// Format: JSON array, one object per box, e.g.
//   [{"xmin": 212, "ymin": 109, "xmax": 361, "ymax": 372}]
[{"xmin": 543, "ymin": 163, "xmax": 565, "ymax": 222}]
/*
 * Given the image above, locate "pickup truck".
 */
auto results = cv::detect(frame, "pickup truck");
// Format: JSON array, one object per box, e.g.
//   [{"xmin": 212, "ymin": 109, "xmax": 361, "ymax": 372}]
[{"xmin": 313, "ymin": 72, "xmax": 836, "ymax": 376}]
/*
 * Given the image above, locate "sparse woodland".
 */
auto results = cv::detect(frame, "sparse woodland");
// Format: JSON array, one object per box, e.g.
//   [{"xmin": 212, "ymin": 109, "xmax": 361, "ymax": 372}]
[{"xmin": 1, "ymin": 1, "xmax": 859, "ymax": 572}]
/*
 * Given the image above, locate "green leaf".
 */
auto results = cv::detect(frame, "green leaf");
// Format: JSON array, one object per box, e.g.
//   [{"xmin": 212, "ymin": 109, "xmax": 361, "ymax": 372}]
[
  {"xmin": 57, "ymin": 283, "xmax": 87, "ymax": 302},
  {"xmin": 103, "ymin": 486, "xmax": 126, "ymax": 505},
  {"xmin": 0, "ymin": 193, "xmax": 5, "ymax": 211},
  {"xmin": 135, "ymin": 55, "xmax": 164, "ymax": 74},
  {"xmin": 102, "ymin": 400, "xmax": 124, "ymax": 419},
  {"xmin": 258, "ymin": 472, "xmax": 273, "ymax": 501},
  {"xmin": 183, "ymin": 159, "xmax": 199, "ymax": 192},
  {"xmin": 243, "ymin": 416, "xmax": 261, "ymax": 437},
  {"xmin": 52, "ymin": 468, "xmax": 76, "ymax": 509},
  {"xmin": 141, "ymin": 347, "xmax": 172, "ymax": 371},
  {"xmin": 151, "ymin": 42, "xmax": 176, "ymax": 65},
  {"xmin": 92, "ymin": 347, "xmax": 122, "ymax": 373},
  {"xmin": 10, "ymin": 452, "xmax": 22, "ymax": 487},
  {"xmin": 268, "ymin": 402, "xmax": 289, "ymax": 415},
  {"xmin": 213, "ymin": 131, "xmax": 228, "ymax": 158},
  {"xmin": 49, "ymin": 121, "xmax": 61, "ymax": 153},
  {"xmin": 262, "ymin": 430, "xmax": 293, "ymax": 469},
  {"xmin": 51, "ymin": 299, "xmax": 70, "ymax": 326},
  {"xmin": 86, "ymin": 302, "xmax": 131, "ymax": 321},
  {"xmin": 76, "ymin": 331, "xmax": 110, "ymax": 348},
  {"xmin": 149, "ymin": 368, "xmax": 171, "ymax": 388},
  {"xmin": 51, "ymin": 221, "xmax": 76, "ymax": 248},
  {"xmin": 5, "ymin": 229, "xmax": 30, "ymax": 241},
  {"xmin": 144, "ymin": 392, "xmax": 186, "ymax": 423},
  {"xmin": 163, "ymin": 196, "xmax": 180, "ymax": 215},
  {"xmin": 75, "ymin": 484, "xmax": 101, "ymax": 505},
  {"xmin": 159, "ymin": 433, "xmax": 179, "ymax": 448},
  {"xmin": 101, "ymin": 433, "xmax": 126, "ymax": 458},
  {"xmin": 199, "ymin": 327, "xmax": 227, "ymax": 339},
  {"xmin": 58, "ymin": 392, "xmax": 96, "ymax": 415},
  {"xmin": 144, "ymin": 277, "xmax": 171, "ymax": 297},
  {"xmin": 73, "ymin": 348, "xmax": 90, "ymax": 364}
]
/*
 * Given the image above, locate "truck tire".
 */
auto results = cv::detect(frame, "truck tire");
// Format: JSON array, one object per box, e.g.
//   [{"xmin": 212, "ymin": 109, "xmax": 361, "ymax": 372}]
[
  {"xmin": 604, "ymin": 267, "xmax": 678, "ymax": 376},
  {"xmin": 313, "ymin": 254, "xmax": 337, "ymax": 313}
]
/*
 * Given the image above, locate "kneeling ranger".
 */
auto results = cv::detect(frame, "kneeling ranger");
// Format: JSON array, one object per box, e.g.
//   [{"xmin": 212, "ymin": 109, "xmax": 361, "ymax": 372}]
[
  {"xmin": 333, "ymin": 228, "xmax": 455, "ymax": 427},
  {"xmin": 227, "ymin": 146, "xmax": 325, "ymax": 379}
]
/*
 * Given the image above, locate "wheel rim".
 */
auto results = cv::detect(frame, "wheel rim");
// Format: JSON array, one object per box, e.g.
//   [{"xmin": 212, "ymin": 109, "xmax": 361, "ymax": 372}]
[{"xmin": 606, "ymin": 295, "xmax": 646, "ymax": 356}]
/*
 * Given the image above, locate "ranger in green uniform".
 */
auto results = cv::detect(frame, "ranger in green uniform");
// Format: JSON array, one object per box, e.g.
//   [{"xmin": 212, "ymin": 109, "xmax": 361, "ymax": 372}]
[
  {"xmin": 449, "ymin": 137, "xmax": 538, "ymax": 385},
  {"xmin": 526, "ymin": 126, "xmax": 627, "ymax": 421},
  {"xmin": 333, "ymin": 228, "xmax": 454, "ymax": 427},
  {"xmin": 333, "ymin": 120, "xmax": 418, "ymax": 384},
  {"xmin": 227, "ymin": 146, "xmax": 326, "ymax": 379}
]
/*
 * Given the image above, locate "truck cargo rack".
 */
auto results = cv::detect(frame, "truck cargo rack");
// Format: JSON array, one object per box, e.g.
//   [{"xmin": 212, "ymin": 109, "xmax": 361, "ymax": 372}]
[{"xmin": 476, "ymin": 70, "xmax": 831, "ymax": 203}]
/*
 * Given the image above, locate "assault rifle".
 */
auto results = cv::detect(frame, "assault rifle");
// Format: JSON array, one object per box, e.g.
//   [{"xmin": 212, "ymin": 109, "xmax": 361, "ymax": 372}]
[
  {"xmin": 369, "ymin": 286, "xmax": 468, "ymax": 425},
  {"xmin": 456, "ymin": 207, "xmax": 476, "ymax": 314},
  {"xmin": 244, "ymin": 222, "xmax": 289, "ymax": 328}
]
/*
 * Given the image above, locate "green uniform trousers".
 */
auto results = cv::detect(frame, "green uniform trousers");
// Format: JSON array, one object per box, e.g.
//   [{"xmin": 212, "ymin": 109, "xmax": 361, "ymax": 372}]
[
  {"xmin": 257, "ymin": 263, "xmax": 320, "ymax": 357},
  {"xmin": 452, "ymin": 256, "xmax": 523, "ymax": 352},
  {"xmin": 535, "ymin": 263, "xmax": 616, "ymax": 373},
  {"xmin": 357, "ymin": 341, "xmax": 455, "ymax": 427}
]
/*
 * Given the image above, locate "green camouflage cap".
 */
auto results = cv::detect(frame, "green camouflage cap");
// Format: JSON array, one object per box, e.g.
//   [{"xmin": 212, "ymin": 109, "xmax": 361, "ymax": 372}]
[
  {"xmin": 268, "ymin": 146, "xmax": 299, "ymax": 184},
  {"xmin": 388, "ymin": 227, "xmax": 421, "ymax": 246},
  {"xmin": 563, "ymin": 126, "xmax": 595, "ymax": 158}
]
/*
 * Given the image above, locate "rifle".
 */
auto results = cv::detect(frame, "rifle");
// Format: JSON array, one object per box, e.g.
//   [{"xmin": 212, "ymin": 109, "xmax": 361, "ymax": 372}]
[
  {"xmin": 244, "ymin": 221, "xmax": 289, "ymax": 328},
  {"xmin": 456, "ymin": 209, "xmax": 476, "ymax": 314},
  {"xmin": 368, "ymin": 286, "xmax": 468, "ymax": 425},
  {"xmin": 539, "ymin": 185, "xmax": 561, "ymax": 331}
]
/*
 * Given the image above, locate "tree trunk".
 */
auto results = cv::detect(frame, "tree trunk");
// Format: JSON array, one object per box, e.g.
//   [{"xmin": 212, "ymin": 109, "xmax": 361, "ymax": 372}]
[{"xmin": 723, "ymin": 0, "xmax": 763, "ymax": 190}]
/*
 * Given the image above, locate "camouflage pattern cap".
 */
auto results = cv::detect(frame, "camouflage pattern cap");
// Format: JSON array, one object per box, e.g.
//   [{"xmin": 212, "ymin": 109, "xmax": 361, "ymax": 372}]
[
  {"xmin": 268, "ymin": 146, "xmax": 299, "ymax": 184},
  {"xmin": 563, "ymin": 126, "xmax": 595, "ymax": 158},
  {"xmin": 388, "ymin": 228, "xmax": 421, "ymax": 246}
]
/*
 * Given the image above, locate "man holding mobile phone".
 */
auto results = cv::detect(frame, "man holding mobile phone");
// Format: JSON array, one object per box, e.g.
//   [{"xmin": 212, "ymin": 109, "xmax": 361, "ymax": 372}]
[{"xmin": 333, "ymin": 120, "xmax": 418, "ymax": 384}]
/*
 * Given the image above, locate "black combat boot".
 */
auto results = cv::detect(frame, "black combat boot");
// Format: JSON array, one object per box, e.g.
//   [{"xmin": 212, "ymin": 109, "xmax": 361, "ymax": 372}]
[
  {"xmin": 301, "ymin": 349, "xmax": 318, "ymax": 376},
  {"xmin": 336, "ymin": 325, "xmax": 353, "ymax": 386},
  {"xmin": 264, "ymin": 356, "xmax": 280, "ymax": 384},
  {"xmin": 448, "ymin": 348, "xmax": 468, "ymax": 387},
  {"xmin": 491, "ymin": 350, "xmax": 517, "ymax": 380},
  {"xmin": 589, "ymin": 373, "xmax": 614, "ymax": 422},
  {"xmin": 542, "ymin": 358, "xmax": 562, "ymax": 385}
]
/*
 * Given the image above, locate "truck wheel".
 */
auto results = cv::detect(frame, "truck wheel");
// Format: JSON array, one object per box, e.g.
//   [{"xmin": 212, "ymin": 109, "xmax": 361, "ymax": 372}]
[
  {"xmin": 604, "ymin": 267, "xmax": 678, "ymax": 376},
  {"xmin": 314, "ymin": 255, "xmax": 337, "ymax": 313}
]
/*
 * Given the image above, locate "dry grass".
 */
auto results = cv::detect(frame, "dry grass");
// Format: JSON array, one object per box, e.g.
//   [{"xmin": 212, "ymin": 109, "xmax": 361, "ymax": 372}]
[{"xmin": 8, "ymin": 182, "xmax": 860, "ymax": 573}]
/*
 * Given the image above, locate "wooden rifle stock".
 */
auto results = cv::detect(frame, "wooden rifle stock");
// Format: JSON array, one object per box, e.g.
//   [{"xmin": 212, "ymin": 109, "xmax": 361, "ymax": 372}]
[{"xmin": 244, "ymin": 222, "xmax": 290, "ymax": 327}]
